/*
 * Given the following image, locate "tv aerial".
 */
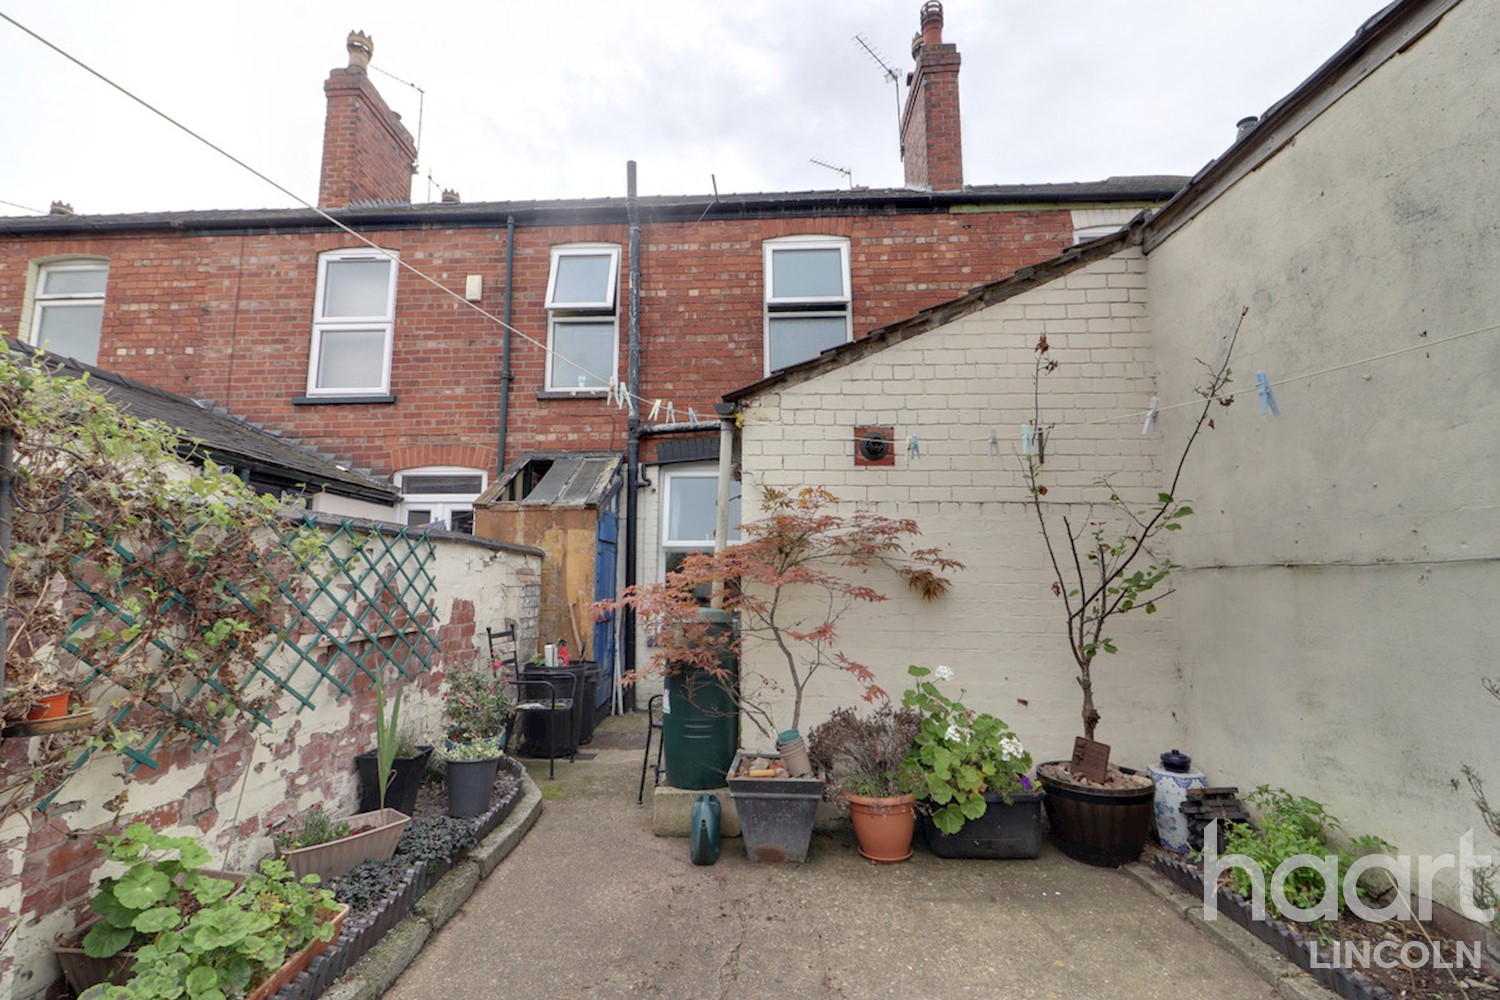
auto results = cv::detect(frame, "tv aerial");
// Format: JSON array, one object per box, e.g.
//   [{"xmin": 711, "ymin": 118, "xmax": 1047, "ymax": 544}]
[
  {"xmin": 809, "ymin": 158, "xmax": 854, "ymax": 188},
  {"xmin": 853, "ymin": 33, "xmax": 904, "ymax": 154}
]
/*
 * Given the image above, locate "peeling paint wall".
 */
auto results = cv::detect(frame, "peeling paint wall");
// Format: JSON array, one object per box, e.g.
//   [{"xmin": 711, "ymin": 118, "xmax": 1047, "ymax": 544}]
[{"xmin": 0, "ymin": 529, "xmax": 540, "ymax": 999}]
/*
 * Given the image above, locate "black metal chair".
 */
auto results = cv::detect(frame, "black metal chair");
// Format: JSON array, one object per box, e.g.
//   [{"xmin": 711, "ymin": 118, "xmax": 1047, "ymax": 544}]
[
  {"xmin": 637, "ymin": 693, "xmax": 666, "ymax": 804},
  {"xmin": 507, "ymin": 670, "xmax": 577, "ymax": 781}
]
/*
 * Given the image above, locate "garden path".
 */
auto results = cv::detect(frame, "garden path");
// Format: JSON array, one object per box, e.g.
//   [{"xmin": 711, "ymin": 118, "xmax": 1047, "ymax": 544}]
[{"xmin": 385, "ymin": 711, "xmax": 1276, "ymax": 1000}]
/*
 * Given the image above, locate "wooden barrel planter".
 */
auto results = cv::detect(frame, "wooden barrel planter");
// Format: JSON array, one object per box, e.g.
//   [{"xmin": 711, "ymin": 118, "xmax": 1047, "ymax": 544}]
[{"xmin": 1036, "ymin": 761, "xmax": 1154, "ymax": 867}]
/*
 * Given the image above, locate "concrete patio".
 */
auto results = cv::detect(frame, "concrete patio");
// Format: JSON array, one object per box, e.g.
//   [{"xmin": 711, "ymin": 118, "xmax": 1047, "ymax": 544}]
[{"xmin": 383, "ymin": 711, "xmax": 1283, "ymax": 1000}]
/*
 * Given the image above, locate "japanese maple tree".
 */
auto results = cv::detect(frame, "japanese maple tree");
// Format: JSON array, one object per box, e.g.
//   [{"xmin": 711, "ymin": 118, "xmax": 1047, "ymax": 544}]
[{"xmin": 613, "ymin": 485, "xmax": 961, "ymax": 742}]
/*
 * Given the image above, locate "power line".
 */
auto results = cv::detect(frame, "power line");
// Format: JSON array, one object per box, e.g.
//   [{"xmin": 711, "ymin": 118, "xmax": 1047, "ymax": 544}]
[{"xmin": 0, "ymin": 12, "xmax": 715, "ymax": 420}]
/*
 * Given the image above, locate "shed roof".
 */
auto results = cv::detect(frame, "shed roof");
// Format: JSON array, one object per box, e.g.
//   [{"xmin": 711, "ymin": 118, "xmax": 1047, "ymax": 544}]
[{"xmin": 481, "ymin": 452, "xmax": 623, "ymax": 508}]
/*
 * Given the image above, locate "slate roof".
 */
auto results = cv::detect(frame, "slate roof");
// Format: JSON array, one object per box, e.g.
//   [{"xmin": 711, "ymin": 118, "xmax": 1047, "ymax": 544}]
[
  {"xmin": 0, "ymin": 178, "xmax": 1189, "ymax": 235},
  {"xmin": 5, "ymin": 341, "xmax": 398, "ymax": 504}
]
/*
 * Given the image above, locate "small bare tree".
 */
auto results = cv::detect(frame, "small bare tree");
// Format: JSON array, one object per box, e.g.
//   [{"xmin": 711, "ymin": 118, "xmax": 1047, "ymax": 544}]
[{"xmin": 1024, "ymin": 309, "xmax": 1244, "ymax": 741}]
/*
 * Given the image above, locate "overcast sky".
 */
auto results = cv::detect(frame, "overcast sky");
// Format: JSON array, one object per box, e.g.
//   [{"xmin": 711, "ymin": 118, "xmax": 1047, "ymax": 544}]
[{"xmin": 1, "ymin": 1, "xmax": 1389, "ymax": 216}]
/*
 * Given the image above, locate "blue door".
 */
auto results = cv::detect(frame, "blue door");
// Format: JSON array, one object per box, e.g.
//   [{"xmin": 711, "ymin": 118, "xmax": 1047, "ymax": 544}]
[{"xmin": 592, "ymin": 481, "xmax": 620, "ymax": 715}]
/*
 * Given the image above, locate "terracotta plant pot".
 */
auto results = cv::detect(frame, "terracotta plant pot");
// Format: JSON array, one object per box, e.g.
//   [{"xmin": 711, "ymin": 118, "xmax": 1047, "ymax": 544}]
[
  {"xmin": 846, "ymin": 792, "xmax": 916, "ymax": 863},
  {"xmin": 244, "ymin": 904, "xmax": 348, "ymax": 1000},
  {"xmin": 26, "ymin": 692, "xmax": 70, "ymax": 721}
]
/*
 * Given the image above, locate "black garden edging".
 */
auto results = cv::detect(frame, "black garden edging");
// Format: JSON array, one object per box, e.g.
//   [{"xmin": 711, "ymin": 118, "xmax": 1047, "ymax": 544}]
[
  {"xmin": 1152, "ymin": 854, "xmax": 1391, "ymax": 1000},
  {"xmin": 266, "ymin": 759, "xmax": 526, "ymax": 1000}
]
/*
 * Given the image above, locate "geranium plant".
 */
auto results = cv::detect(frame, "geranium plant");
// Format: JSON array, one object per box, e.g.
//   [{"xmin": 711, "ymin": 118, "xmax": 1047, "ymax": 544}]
[
  {"xmin": 902, "ymin": 665, "xmax": 1033, "ymax": 834},
  {"xmin": 610, "ymin": 485, "xmax": 961, "ymax": 741}
]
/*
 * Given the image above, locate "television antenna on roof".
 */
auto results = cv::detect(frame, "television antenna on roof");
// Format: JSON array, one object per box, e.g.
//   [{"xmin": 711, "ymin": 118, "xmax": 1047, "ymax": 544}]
[
  {"xmin": 809, "ymin": 158, "xmax": 853, "ymax": 188},
  {"xmin": 853, "ymin": 33, "xmax": 904, "ymax": 154}
]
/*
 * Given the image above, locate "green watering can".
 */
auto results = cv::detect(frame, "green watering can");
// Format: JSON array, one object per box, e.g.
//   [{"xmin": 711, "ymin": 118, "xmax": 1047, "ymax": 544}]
[{"xmin": 690, "ymin": 793, "xmax": 721, "ymax": 865}]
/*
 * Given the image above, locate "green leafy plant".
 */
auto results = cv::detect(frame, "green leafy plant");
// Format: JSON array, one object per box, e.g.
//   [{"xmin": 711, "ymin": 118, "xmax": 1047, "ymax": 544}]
[
  {"xmin": 0, "ymin": 349, "xmax": 330, "ymax": 823},
  {"xmin": 81, "ymin": 824, "xmax": 237, "ymax": 960},
  {"xmin": 85, "ymin": 857, "xmax": 338, "ymax": 1000},
  {"xmin": 444, "ymin": 734, "xmax": 506, "ymax": 762},
  {"xmin": 807, "ymin": 704, "xmax": 921, "ymax": 802},
  {"xmin": 442, "ymin": 658, "xmax": 514, "ymax": 742},
  {"xmin": 394, "ymin": 817, "xmax": 476, "ymax": 871},
  {"xmin": 1024, "ymin": 319, "xmax": 1242, "ymax": 742},
  {"xmin": 609, "ymin": 486, "xmax": 962, "ymax": 741},
  {"xmin": 328, "ymin": 858, "xmax": 410, "ymax": 913},
  {"xmin": 1218, "ymin": 785, "xmax": 1392, "ymax": 920},
  {"xmin": 269, "ymin": 806, "xmax": 351, "ymax": 853},
  {"xmin": 901, "ymin": 665, "xmax": 1033, "ymax": 835}
]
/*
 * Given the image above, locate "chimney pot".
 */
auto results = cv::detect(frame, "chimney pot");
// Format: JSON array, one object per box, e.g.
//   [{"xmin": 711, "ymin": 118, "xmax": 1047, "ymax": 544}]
[
  {"xmin": 48, "ymin": 201, "xmax": 74, "ymax": 216},
  {"xmin": 1235, "ymin": 116, "xmax": 1259, "ymax": 141},
  {"xmin": 441, "ymin": 189, "xmax": 461, "ymax": 203},
  {"xmin": 346, "ymin": 30, "xmax": 373, "ymax": 71},
  {"xmin": 920, "ymin": 1, "xmax": 944, "ymax": 46}
]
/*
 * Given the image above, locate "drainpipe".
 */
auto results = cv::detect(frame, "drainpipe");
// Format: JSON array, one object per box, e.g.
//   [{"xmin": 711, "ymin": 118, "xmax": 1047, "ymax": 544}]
[
  {"xmin": 496, "ymin": 215, "xmax": 516, "ymax": 478},
  {"xmin": 710, "ymin": 405, "xmax": 735, "ymax": 610},
  {"xmin": 622, "ymin": 161, "xmax": 642, "ymax": 712}
]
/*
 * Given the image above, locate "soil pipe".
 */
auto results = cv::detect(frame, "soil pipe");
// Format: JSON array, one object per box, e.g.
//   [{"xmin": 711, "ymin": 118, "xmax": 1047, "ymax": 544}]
[
  {"xmin": 496, "ymin": 215, "xmax": 516, "ymax": 478},
  {"xmin": 622, "ymin": 161, "xmax": 642, "ymax": 712}
]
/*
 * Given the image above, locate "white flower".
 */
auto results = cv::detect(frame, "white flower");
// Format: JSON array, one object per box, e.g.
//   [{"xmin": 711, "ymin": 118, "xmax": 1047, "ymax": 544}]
[
  {"xmin": 934, "ymin": 665, "xmax": 954, "ymax": 682},
  {"xmin": 944, "ymin": 723, "xmax": 965, "ymax": 742},
  {"xmin": 1000, "ymin": 736, "xmax": 1026, "ymax": 762}
]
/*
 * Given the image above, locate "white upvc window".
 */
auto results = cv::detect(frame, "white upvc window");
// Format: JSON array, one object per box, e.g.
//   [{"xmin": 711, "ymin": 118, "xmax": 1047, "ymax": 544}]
[
  {"xmin": 763, "ymin": 236, "xmax": 851, "ymax": 375},
  {"xmin": 397, "ymin": 467, "xmax": 487, "ymax": 534},
  {"xmin": 545, "ymin": 244, "xmax": 621, "ymax": 392},
  {"xmin": 307, "ymin": 249, "xmax": 398, "ymax": 396},
  {"xmin": 661, "ymin": 466, "xmax": 742, "ymax": 576},
  {"xmin": 29, "ymin": 259, "xmax": 108, "ymax": 365}
]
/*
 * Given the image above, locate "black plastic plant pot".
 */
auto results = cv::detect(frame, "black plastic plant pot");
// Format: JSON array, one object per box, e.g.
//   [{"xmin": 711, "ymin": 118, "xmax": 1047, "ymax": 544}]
[
  {"xmin": 920, "ymin": 789, "xmax": 1043, "ymax": 859},
  {"xmin": 356, "ymin": 745, "xmax": 434, "ymax": 815},
  {"xmin": 446, "ymin": 755, "xmax": 502, "ymax": 818}
]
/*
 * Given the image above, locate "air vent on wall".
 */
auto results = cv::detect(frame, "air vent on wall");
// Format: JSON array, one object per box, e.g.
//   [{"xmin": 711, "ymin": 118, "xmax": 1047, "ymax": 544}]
[{"xmin": 853, "ymin": 425, "xmax": 894, "ymax": 467}]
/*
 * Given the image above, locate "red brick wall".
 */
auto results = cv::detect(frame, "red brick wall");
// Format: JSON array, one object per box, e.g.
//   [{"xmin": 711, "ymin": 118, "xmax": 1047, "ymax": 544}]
[
  {"xmin": 0, "ymin": 208, "xmax": 1071, "ymax": 478},
  {"xmin": 319, "ymin": 66, "xmax": 417, "ymax": 209},
  {"xmin": 901, "ymin": 44, "xmax": 963, "ymax": 191}
]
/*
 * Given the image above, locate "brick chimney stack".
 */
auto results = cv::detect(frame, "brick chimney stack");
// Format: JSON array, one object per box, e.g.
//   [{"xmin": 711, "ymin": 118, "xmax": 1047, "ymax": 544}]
[
  {"xmin": 318, "ymin": 31, "xmax": 418, "ymax": 209},
  {"xmin": 899, "ymin": 1, "xmax": 963, "ymax": 191}
]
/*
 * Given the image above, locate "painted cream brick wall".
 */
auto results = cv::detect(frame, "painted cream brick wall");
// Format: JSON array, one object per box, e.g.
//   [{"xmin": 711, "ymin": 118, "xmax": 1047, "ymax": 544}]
[
  {"xmin": 1146, "ymin": 0, "xmax": 1500, "ymax": 912},
  {"xmin": 737, "ymin": 247, "xmax": 1185, "ymax": 766}
]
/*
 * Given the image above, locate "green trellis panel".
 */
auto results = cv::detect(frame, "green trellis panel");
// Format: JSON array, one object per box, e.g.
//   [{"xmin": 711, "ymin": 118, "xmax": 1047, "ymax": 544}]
[{"xmin": 57, "ymin": 517, "xmax": 442, "ymax": 773}]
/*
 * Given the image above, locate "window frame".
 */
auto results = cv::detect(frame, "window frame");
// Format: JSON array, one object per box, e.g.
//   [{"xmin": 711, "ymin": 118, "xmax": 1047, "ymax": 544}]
[
  {"xmin": 545, "ymin": 244, "xmax": 621, "ymax": 394},
  {"xmin": 24, "ymin": 257, "xmax": 109, "ymax": 365},
  {"xmin": 305, "ymin": 248, "xmax": 399, "ymax": 397},
  {"xmin": 762, "ymin": 236, "xmax": 852, "ymax": 376},
  {"xmin": 396, "ymin": 466, "xmax": 488, "ymax": 534},
  {"xmin": 660, "ymin": 466, "xmax": 742, "ymax": 576}
]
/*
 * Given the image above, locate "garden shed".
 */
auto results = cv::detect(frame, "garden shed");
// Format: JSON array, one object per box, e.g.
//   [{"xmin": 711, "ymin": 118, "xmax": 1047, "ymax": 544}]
[{"xmin": 474, "ymin": 452, "xmax": 623, "ymax": 717}]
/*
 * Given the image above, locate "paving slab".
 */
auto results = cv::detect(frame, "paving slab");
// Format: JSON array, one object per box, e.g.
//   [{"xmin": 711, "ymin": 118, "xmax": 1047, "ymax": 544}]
[{"xmin": 384, "ymin": 712, "xmax": 1277, "ymax": 1000}]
